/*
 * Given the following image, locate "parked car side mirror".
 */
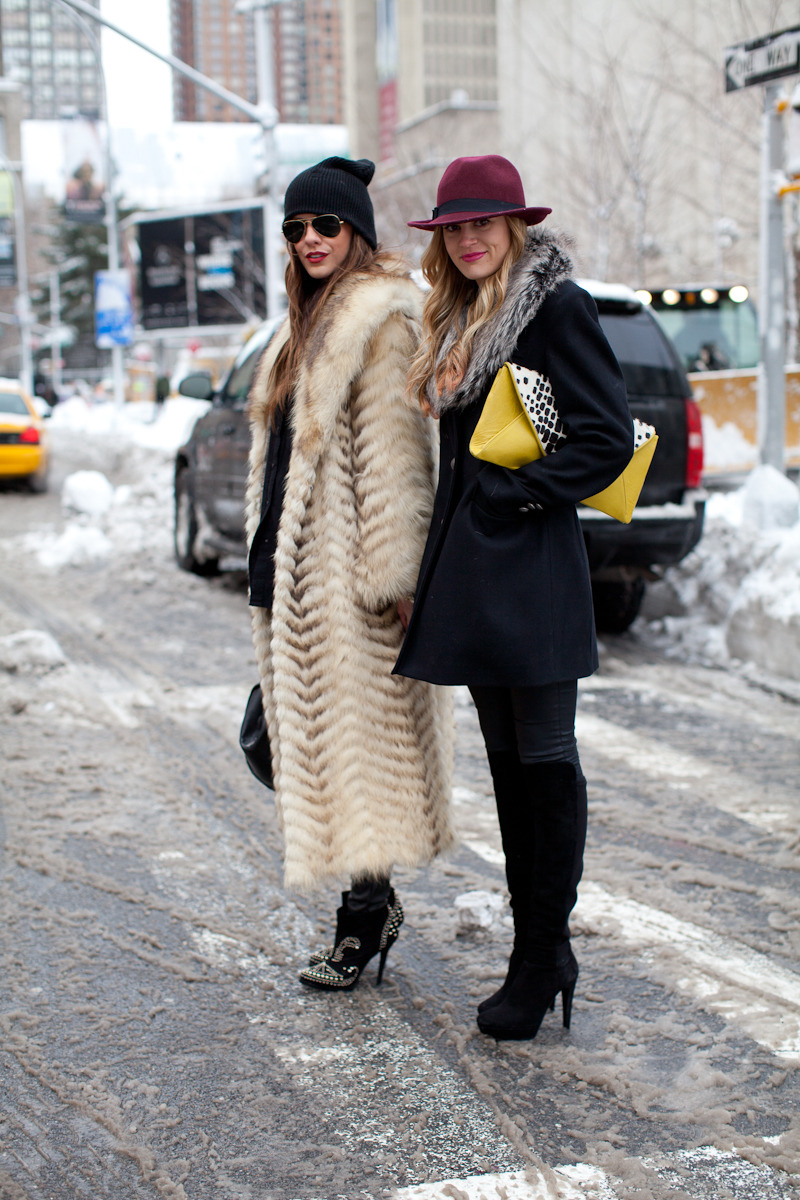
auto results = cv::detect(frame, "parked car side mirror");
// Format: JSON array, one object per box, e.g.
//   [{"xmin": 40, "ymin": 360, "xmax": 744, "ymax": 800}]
[{"xmin": 178, "ymin": 373, "xmax": 214, "ymax": 401}]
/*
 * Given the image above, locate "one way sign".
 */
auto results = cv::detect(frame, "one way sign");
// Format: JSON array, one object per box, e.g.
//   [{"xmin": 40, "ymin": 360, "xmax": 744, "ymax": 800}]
[{"xmin": 725, "ymin": 25, "xmax": 800, "ymax": 92}]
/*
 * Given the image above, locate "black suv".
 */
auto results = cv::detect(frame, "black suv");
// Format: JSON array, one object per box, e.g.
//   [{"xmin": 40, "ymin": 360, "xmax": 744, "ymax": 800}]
[
  {"xmin": 174, "ymin": 284, "xmax": 704, "ymax": 632},
  {"xmin": 580, "ymin": 280, "xmax": 705, "ymax": 630},
  {"xmin": 174, "ymin": 318, "xmax": 282, "ymax": 576}
]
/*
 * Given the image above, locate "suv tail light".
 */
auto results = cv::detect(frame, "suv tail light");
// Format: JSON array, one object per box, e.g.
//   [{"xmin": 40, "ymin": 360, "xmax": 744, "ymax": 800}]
[
  {"xmin": 19, "ymin": 425, "xmax": 40, "ymax": 445},
  {"xmin": 685, "ymin": 397, "xmax": 703, "ymax": 488}
]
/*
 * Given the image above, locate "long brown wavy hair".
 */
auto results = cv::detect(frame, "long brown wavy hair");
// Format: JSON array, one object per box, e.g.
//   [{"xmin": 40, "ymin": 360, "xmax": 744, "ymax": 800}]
[
  {"xmin": 407, "ymin": 217, "xmax": 527, "ymax": 407},
  {"xmin": 265, "ymin": 230, "xmax": 395, "ymax": 424}
]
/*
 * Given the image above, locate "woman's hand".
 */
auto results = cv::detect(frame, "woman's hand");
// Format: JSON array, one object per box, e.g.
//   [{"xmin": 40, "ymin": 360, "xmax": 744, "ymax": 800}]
[{"xmin": 397, "ymin": 596, "xmax": 414, "ymax": 630}]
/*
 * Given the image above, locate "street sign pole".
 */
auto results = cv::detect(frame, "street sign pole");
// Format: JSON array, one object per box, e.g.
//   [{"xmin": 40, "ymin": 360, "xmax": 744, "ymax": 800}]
[
  {"xmin": 725, "ymin": 26, "xmax": 800, "ymax": 475},
  {"xmin": 758, "ymin": 83, "xmax": 786, "ymax": 472}
]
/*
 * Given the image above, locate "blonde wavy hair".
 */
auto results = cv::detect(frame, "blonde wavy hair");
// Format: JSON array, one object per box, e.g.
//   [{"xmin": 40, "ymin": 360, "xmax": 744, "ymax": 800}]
[{"xmin": 407, "ymin": 216, "xmax": 528, "ymax": 407}]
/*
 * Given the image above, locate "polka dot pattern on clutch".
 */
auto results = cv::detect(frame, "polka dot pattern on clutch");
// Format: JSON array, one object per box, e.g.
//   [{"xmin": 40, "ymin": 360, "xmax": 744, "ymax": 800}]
[
  {"xmin": 508, "ymin": 363, "xmax": 567, "ymax": 453},
  {"xmin": 633, "ymin": 418, "xmax": 656, "ymax": 449},
  {"xmin": 508, "ymin": 362, "xmax": 657, "ymax": 458}
]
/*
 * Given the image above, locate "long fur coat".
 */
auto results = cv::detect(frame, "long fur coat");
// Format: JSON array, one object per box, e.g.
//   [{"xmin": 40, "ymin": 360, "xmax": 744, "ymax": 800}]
[{"xmin": 245, "ymin": 265, "xmax": 454, "ymax": 890}]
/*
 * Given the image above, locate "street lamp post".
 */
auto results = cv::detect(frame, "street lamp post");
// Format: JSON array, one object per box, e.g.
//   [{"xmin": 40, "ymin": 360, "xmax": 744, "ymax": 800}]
[
  {"xmin": 235, "ymin": 0, "xmax": 289, "ymax": 320},
  {"xmin": 49, "ymin": 268, "xmax": 62, "ymax": 397},
  {"xmin": 56, "ymin": 0, "xmax": 282, "ymax": 319},
  {"xmin": 36, "ymin": 254, "xmax": 82, "ymax": 398},
  {"xmin": 52, "ymin": 0, "xmax": 126, "ymax": 410},
  {"xmin": 0, "ymin": 150, "xmax": 33, "ymax": 396}
]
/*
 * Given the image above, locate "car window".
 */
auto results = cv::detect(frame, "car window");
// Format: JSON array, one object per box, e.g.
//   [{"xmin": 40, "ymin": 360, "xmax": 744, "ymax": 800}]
[
  {"xmin": 657, "ymin": 302, "xmax": 759, "ymax": 371},
  {"xmin": 219, "ymin": 344, "xmax": 265, "ymax": 408},
  {"xmin": 0, "ymin": 392, "xmax": 30, "ymax": 416},
  {"xmin": 597, "ymin": 309, "xmax": 687, "ymax": 398},
  {"xmin": 218, "ymin": 319, "xmax": 282, "ymax": 409}
]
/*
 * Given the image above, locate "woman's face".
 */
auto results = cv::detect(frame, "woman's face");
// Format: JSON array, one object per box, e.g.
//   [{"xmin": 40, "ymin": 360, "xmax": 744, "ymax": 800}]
[
  {"xmin": 442, "ymin": 216, "xmax": 512, "ymax": 282},
  {"xmin": 291, "ymin": 213, "xmax": 353, "ymax": 280}
]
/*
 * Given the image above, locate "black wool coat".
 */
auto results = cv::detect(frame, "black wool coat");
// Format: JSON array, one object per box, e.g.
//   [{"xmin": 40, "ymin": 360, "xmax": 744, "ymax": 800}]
[{"xmin": 394, "ymin": 232, "xmax": 633, "ymax": 688}]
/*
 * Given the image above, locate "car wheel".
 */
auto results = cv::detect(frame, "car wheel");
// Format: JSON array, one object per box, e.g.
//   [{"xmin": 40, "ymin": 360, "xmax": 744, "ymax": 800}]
[
  {"xmin": 174, "ymin": 466, "xmax": 219, "ymax": 576},
  {"xmin": 592, "ymin": 577, "xmax": 645, "ymax": 634}
]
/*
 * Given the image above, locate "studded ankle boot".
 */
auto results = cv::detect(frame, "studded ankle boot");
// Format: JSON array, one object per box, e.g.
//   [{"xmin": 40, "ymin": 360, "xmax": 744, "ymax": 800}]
[{"xmin": 300, "ymin": 889, "xmax": 404, "ymax": 990}]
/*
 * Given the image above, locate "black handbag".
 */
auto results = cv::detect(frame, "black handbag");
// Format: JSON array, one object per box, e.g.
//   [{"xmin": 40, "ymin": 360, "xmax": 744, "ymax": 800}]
[{"xmin": 239, "ymin": 683, "xmax": 274, "ymax": 790}]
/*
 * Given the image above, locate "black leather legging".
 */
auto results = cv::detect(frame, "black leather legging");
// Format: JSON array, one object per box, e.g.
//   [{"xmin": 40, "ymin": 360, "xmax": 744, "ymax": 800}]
[{"xmin": 469, "ymin": 681, "xmax": 581, "ymax": 769}]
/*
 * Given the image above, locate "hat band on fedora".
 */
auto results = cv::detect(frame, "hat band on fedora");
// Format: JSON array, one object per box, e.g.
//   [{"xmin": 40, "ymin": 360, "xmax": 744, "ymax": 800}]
[{"xmin": 432, "ymin": 198, "xmax": 525, "ymax": 218}]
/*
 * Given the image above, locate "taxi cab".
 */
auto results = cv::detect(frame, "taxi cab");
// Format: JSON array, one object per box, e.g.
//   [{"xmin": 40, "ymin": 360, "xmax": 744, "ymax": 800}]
[{"xmin": 0, "ymin": 378, "xmax": 49, "ymax": 491}]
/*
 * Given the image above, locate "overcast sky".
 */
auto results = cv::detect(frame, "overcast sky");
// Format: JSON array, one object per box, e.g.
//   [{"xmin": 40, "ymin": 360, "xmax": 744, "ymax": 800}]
[{"xmin": 101, "ymin": 0, "xmax": 172, "ymax": 133}]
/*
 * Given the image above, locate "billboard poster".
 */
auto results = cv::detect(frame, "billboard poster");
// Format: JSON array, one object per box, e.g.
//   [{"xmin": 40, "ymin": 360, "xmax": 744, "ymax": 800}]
[
  {"xmin": 376, "ymin": 0, "xmax": 398, "ymax": 163},
  {"xmin": 138, "ymin": 206, "xmax": 265, "ymax": 331},
  {"xmin": 62, "ymin": 115, "xmax": 106, "ymax": 224},
  {"xmin": 0, "ymin": 172, "xmax": 15, "ymax": 286},
  {"xmin": 194, "ymin": 207, "xmax": 265, "ymax": 326},
  {"xmin": 139, "ymin": 219, "xmax": 189, "ymax": 329},
  {"xmin": 95, "ymin": 269, "xmax": 134, "ymax": 348}
]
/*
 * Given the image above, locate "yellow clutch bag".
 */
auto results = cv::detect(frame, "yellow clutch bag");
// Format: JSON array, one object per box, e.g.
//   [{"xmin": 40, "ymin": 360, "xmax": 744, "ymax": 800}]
[{"xmin": 469, "ymin": 362, "xmax": 658, "ymax": 524}]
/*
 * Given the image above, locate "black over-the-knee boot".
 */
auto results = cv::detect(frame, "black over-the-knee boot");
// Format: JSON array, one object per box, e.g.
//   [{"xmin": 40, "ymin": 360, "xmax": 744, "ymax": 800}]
[
  {"xmin": 477, "ymin": 761, "xmax": 587, "ymax": 1040},
  {"xmin": 478, "ymin": 750, "xmax": 532, "ymax": 1013}
]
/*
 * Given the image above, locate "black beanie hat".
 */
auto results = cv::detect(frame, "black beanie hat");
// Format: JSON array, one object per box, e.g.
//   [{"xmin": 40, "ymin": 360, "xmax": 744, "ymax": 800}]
[{"xmin": 283, "ymin": 157, "xmax": 378, "ymax": 250}]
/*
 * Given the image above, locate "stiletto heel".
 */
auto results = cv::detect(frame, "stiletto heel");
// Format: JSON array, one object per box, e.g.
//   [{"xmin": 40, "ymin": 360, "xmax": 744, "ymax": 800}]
[
  {"xmin": 376, "ymin": 944, "xmax": 389, "ymax": 985},
  {"xmin": 477, "ymin": 950, "xmax": 578, "ymax": 1041},
  {"xmin": 561, "ymin": 979, "xmax": 576, "ymax": 1028}
]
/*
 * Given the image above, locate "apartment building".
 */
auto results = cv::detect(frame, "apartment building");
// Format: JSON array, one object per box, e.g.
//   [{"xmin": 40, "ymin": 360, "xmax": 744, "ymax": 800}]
[
  {"xmin": 343, "ymin": 0, "xmax": 780, "ymax": 284},
  {"xmin": 0, "ymin": 0, "xmax": 103, "ymax": 120},
  {"xmin": 170, "ymin": 0, "xmax": 343, "ymax": 125}
]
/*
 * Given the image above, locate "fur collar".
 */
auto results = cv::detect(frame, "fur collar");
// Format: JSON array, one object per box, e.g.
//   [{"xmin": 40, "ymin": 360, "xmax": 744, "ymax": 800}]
[
  {"xmin": 427, "ymin": 228, "xmax": 573, "ymax": 414},
  {"xmin": 249, "ymin": 262, "xmax": 422, "ymax": 459}
]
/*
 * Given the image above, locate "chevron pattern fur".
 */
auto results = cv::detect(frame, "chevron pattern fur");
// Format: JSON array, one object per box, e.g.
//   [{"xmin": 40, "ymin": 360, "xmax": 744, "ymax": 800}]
[{"xmin": 246, "ymin": 264, "xmax": 455, "ymax": 890}]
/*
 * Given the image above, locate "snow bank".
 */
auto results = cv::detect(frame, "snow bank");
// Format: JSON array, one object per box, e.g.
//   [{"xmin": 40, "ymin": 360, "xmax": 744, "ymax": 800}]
[
  {"xmin": 50, "ymin": 394, "xmax": 210, "ymax": 454},
  {"xmin": 38, "ymin": 523, "xmax": 114, "ymax": 568},
  {"xmin": 0, "ymin": 629, "xmax": 66, "ymax": 673},
  {"xmin": 645, "ymin": 466, "xmax": 800, "ymax": 684},
  {"xmin": 741, "ymin": 463, "xmax": 800, "ymax": 530},
  {"xmin": 62, "ymin": 470, "xmax": 115, "ymax": 517},
  {"xmin": 701, "ymin": 415, "xmax": 755, "ymax": 472},
  {"xmin": 21, "ymin": 393, "xmax": 210, "ymax": 571}
]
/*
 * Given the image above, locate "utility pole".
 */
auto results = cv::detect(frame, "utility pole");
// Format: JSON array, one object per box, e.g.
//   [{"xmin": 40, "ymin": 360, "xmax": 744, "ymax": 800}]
[{"xmin": 758, "ymin": 83, "xmax": 786, "ymax": 472}]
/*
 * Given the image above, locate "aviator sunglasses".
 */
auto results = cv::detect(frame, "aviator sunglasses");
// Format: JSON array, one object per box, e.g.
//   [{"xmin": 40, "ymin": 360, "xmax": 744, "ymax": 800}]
[{"xmin": 282, "ymin": 214, "xmax": 343, "ymax": 244}]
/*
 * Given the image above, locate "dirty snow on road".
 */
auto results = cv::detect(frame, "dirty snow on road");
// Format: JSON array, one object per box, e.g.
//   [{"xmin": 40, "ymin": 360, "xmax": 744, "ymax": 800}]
[{"xmin": 0, "ymin": 399, "xmax": 798, "ymax": 1200}]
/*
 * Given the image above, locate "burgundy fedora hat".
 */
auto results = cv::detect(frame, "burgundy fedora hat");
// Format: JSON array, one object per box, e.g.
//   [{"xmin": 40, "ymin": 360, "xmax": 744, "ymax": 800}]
[{"xmin": 408, "ymin": 155, "xmax": 551, "ymax": 231}]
